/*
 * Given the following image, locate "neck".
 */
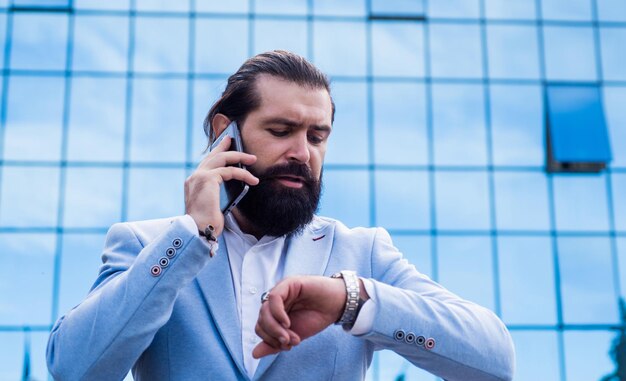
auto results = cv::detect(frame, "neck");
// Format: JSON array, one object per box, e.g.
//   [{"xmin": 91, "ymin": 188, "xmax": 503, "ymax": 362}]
[{"xmin": 231, "ymin": 208, "xmax": 265, "ymax": 240}]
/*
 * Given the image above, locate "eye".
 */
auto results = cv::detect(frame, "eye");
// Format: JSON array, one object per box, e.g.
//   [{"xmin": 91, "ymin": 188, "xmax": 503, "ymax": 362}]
[
  {"xmin": 268, "ymin": 129, "xmax": 289, "ymax": 137},
  {"xmin": 308, "ymin": 134, "xmax": 324, "ymax": 145}
]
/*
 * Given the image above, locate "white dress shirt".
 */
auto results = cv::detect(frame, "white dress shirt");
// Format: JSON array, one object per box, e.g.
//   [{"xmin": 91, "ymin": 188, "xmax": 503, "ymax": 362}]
[{"xmin": 182, "ymin": 214, "xmax": 376, "ymax": 379}]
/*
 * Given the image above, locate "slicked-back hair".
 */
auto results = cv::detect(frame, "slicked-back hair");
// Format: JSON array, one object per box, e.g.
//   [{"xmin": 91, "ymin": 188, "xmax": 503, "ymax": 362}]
[{"xmin": 203, "ymin": 50, "xmax": 335, "ymax": 147}]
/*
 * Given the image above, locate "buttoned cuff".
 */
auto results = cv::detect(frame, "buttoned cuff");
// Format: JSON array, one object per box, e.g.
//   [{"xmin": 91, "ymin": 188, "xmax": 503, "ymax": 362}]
[
  {"xmin": 181, "ymin": 214, "xmax": 201, "ymax": 237},
  {"xmin": 350, "ymin": 278, "xmax": 376, "ymax": 335}
]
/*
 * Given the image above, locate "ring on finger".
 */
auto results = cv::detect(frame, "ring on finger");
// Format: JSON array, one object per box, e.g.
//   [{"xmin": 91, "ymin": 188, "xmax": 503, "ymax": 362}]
[{"xmin": 261, "ymin": 291, "xmax": 270, "ymax": 303}]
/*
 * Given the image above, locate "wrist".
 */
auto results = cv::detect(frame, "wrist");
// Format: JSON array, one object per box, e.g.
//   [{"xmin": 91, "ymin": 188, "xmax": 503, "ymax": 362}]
[{"xmin": 331, "ymin": 270, "xmax": 366, "ymax": 331}]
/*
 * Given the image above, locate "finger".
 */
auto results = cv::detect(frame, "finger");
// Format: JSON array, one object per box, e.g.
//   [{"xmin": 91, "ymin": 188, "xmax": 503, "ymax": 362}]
[
  {"xmin": 252, "ymin": 341, "xmax": 281, "ymax": 359},
  {"xmin": 267, "ymin": 288, "xmax": 292, "ymax": 329},
  {"xmin": 256, "ymin": 298, "xmax": 291, "ymax": 346},
  {"xmin": 198, "ymin": 151, "xmax": 257, "ymax": 172},
  {"xmin": 214, "ymin": 166, "xmax": 259, "ymax": 186}
]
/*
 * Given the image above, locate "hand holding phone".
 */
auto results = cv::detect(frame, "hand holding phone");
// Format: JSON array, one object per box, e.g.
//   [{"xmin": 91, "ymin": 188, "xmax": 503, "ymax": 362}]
[{"xmin": 184, "ymin": 121, "xmax": 258, "ymax": 238}]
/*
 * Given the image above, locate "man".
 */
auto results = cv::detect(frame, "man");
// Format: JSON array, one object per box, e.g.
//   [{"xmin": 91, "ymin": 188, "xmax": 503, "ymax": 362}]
[{"xmin": 47, "ymin": 50, "xmax": 514, "ymax": 381}]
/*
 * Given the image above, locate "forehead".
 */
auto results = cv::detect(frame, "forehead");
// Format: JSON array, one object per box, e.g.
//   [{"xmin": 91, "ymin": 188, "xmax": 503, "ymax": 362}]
[{"xmin": 253, "ymin": 75, "xmax": 333, "ymax": 126}]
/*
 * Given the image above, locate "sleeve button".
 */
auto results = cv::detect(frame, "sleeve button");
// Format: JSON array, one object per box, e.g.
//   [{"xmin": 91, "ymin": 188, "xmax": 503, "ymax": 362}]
[
  {"xmin": 393, "ymin": 329, "xmax": 405, "ymax": 341},
  {"xmin": 150, "ymin": 265, "xmax": 162, "ymax": 277},
  {"xmin": 415, "ymin": 336, "xmax": 426, "ymax": 346},
  {"xmin": 166, "ymin": 247, "xmax": 176, "ymax": 258},
  {"xmin": 404, "ymin": 332, "xmax": 416, "ymax": 344},
  {"xmin": 159, "ymin": 257, "xmax": 170, "ymax": 268},
  {"xmin": 172, "ymin": 238, "xmax": 183, "ymax": 248},
  {"xmin": 425, "ymin": 338, "xmax": 436, "ymax": 350}
]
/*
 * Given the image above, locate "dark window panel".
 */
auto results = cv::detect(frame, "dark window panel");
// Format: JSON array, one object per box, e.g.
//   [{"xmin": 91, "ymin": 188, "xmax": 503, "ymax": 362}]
[{"xmin": 546, "ymin": 84, "xmax": 611, "ymax": 172}]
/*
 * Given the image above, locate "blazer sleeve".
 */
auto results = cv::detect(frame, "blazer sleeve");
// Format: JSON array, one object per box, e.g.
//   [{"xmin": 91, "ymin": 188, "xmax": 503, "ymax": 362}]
[
  {"xmin": 46, "ymin": 217, "xmax": 211, "ymax": 381},
  {"xmin": 358, "ymin": 228, "xmax": 515, "ymax": 381}
]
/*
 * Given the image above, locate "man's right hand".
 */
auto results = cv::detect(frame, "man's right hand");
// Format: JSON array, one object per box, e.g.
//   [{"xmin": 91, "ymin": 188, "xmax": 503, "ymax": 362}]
[{"xmin": 184, "ymin": 136, "xmax": 259, "ymax": 238}]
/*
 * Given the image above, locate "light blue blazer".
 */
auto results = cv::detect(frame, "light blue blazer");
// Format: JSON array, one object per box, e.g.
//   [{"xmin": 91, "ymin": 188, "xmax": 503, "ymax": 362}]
[{"xmin": 47, "ymin": 216, "xmax": 515, "ymax": 381}]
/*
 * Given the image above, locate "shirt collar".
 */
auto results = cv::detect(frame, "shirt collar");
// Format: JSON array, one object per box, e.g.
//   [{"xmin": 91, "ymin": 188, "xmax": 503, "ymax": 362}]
[{"xmin": 224, "ymin": 212, "xmax": 281, "ymax": 246}]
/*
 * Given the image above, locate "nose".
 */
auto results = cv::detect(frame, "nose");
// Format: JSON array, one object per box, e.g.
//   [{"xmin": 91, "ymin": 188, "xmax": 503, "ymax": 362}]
[{"xmin": 287, "ymin": 133, "xmax": 310, "ymax": 164}]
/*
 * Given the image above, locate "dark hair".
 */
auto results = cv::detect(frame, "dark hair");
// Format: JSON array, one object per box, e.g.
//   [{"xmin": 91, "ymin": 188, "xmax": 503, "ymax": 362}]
[{"xmin": 203, "ymin": 50, "xmax": 335, "ymax": 146}]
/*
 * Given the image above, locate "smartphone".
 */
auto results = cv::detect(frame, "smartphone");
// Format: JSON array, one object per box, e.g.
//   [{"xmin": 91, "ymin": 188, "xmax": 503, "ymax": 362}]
[{"xmin": 209, "ymin": 121, "xmax": 250, "ymax": 216}]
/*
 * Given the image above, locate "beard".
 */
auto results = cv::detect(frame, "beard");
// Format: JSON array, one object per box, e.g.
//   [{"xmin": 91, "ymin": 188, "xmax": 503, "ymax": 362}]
[{"xmin": 232, "ymin": 161, "xmax": 322, "ymax": 237}]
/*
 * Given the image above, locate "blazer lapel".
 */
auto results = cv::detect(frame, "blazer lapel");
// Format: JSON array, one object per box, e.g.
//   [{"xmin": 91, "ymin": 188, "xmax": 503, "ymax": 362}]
[
  {"xmin": 195, "ymin": 235, "xmax": 249, "ymax": 380},
  {"xmin": 253, "ymin": 217, "xmax": 336, "ymax": 380}
]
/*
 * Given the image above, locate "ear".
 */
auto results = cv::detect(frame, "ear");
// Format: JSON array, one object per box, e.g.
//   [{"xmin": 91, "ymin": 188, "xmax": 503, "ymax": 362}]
[{"xmin": 211, "ymin": 113, "xmax": 231, "ymax": 137}]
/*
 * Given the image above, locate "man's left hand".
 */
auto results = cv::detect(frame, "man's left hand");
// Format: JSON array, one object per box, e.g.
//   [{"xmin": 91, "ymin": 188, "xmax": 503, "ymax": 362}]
[{"xmin": 252, "ymin": 275, "xmax": 358, "ymax": 358}]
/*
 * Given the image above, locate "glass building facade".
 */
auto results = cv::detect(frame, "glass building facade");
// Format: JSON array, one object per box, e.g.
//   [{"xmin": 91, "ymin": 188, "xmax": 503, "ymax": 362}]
[{"xmin": 1, "ymin": 0, "xmax": 625, "ymax": 380}]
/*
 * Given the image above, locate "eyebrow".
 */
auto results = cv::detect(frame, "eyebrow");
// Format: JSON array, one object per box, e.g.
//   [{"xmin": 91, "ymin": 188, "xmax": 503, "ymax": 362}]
[{"xmin": 262, "ymin": 117, "xmax": 332, "ymax": 133}]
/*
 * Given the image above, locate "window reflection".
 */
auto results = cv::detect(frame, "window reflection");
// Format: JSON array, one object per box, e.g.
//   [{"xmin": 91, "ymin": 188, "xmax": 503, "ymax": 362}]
[{"xmin": 376, "ymin": 170, "xmax": 430, "ymax": 230}]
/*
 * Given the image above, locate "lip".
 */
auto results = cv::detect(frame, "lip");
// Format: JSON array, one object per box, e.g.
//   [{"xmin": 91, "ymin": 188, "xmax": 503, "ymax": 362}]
[{"xmin": 274, "ymin": 175, "xmax": 305, "ymax": 189}]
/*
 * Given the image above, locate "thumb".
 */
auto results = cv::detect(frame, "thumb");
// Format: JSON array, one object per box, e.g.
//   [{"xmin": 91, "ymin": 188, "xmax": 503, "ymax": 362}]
[{"xmin": 252, "ymin": 342, "xmax": 280, "ymax": 359}]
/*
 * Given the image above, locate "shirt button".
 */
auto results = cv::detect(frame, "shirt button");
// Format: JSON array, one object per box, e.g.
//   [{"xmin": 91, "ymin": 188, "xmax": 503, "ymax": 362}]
[{"xmin": 249, "ymin": 287, "xmax": 258, "ymax": 294}]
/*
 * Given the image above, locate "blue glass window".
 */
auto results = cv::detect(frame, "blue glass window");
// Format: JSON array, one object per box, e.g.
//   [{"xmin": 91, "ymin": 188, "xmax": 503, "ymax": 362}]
[
  {"xmin": 135, "ymin": 0, "xmax": 189, "ymax": 12},
  {"xmin": 490, "ymin": 84, "xmax": 544, "ymax": 166},
  {"xmin": 313, "ymin": 21, "xmax": 366, "ymax": 77},
  {"xmin": 370, "ymin": 0, "xmax": 424, "ymax": 16},
  {"xmin": 0, "ymin": 332, "xmax": 23, "ymax": 380},
  {"xmin": 195, "ymin": 0, "xmax": 248, "ymax": 13},
  {"xmin": 559, "ymin": 237, "xmax": 619, "ymax": 324},
  {"xmin": 553, "ymin": 174, "xmax": 610, "ymax": 231},
  {"xmin": 72, "ymin": 15, "xmax": 129, "ymax": 72},
  {"xmin": 194, "ymin": 18, "xmax": 249, "ymax": 74},
  {"xmin": 375, "ymin": 170, "xmax": 430, "ymax": 230},
  {"xmin": 618, "ymin": 238, "xmax": 626, "ymax": 297},
  {"xmin": 191, "ymin": 79, "xmax": 226, "ymax": 161},
  {"xmin": 510, "ymin": 331, "xmax": 560, "ymax": 381},
  {"xmin": 74, "ymin": 0, "xmax": 129, "ymax": 10},
  {"xmin": 67, "ymin": 77, "xmax": 126, "ymax": 162},
  {"xmin": 13, "ymin": 0, "xmax": 69, "ymax": 7},
  {"xmin": 428, "ymin": 0, "xmax": 480, "ymax": 19},
  {"xmin": 543, "ymin": 26, "xmax": 597, "ymax": 81},
  {"xmin": 313, "ymin": 0, "xmax": 365, "ymax": 17},
  {"xmin": 127, "ymin": 168, "xmax": 186, "ymax": 221},
  {"xmin": 437, "ymin": 236, "xmax": 494, "ymax": 311},
  {"xmin": 487, "ymin": 25, "xmax": 540, "ymax": 80},
  {"xmin": 130, "ymin": 78, "xmax": 187, "ymax": 162},
  {"xmin": 390, "ymin": 235, "xmax": 432, "ymax": 278},
  {"xmin": 484, "ymin": 0, "xmax": 536, "ymax": 20},
  {"xmin": 429, "ymin": 23, "xmax": 483, "ymax": 79},
  {"xmin": 547, "ymin": 84, "xmax": 612, "ymax": 171},
  {"xmin": 0, "ymin": 166, "xmax": 59, "ymax": 227},
  {"xmin": 435, "ymin": 171, "xmax": 491, "ymax": 230},
  {"xmin": 318, "ymin": 169, "xmax": 370, "ymax": 228},
  {"xmin": 432, "ymin": 84, "xmax": 487, "ymax": 166},
  {"xmin": 325, "ymin": 81, "xmax": 368, "ymax": 165},
  {"xmin": 28, "ymin": 332, "xmax": 51, "ymax": 381},
  {"xmin": 10, "ymin": 12, "xmax": 68, "ymax": 70},
  {"xmin": 494, "ymin": 172, "xmax": 550, "ymax": 231},
  {"xmin": 0, "ymin": 233, "xmax": 55, "ymax": 325},
  {"xmin": 58, "ymin": 233, "xmax": 107, "ymax": 317},
  {"xmin": 613, "ymin": 174, "xmax": 626, "ymax": 231},
  {"xmin": 372, "ymin": 22, "xmax": 424, "ymax": 78},
  {"xmin": 564, "ymin": 331, "xmax": 616, "ymax": 381},
  {"xmin": 597, "ymin": 0, "xmax": 626, "ymax": 21},
  {"xmin": 541, "ymin": 0, "xmax": 593, "ymax": 21},
  {"xmin": 600, "ymin": 27, "xmax": 626, "ymax": 81},
  {"xmin": 373, "ymin": 82, "xmax": 428, "ymax": 165},
  {"xmin": 4, "ymin": 76, "xmax": 65, "ymax": 161},
  {"xmin": 133, "ymin": 16, "xmax": 188, "ymax": 73},
  {"xmin": 63, "ymin": 168, "xmax": 123, "ymax": 228},
  {"xmin": 254, "ymin": 0, "xmax": 306, "ymax": 15},
  {"xmin": 498, "ymin": 237, "xmax": 556, "ymax": 324},
  {"xmin": 604, "ymin": 86, "xmax": 626, "ymax": 167},
  {"xmin": 253, "ymin": 19, "xmax": 308, "ymax": 59},
  {"xmin": 0, "ymin": 13, "xmax": 6, "ymax": 68}
]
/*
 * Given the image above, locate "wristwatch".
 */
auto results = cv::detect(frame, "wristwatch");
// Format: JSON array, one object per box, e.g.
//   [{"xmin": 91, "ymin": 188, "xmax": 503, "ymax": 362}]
[{"xmin": 331, "ymin": 270, "xmax": 366, "ymax": 331}]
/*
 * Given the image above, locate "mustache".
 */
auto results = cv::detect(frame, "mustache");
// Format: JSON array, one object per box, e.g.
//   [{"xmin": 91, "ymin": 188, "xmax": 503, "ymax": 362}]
[{"xmin": 256, "ymin": 162, "xmax": 316, "ymax": 185}]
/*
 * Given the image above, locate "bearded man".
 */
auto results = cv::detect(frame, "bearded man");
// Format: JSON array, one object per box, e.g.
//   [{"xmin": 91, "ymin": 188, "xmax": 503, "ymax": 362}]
[{"xmin": 47, "ymin": 50, "xmax": 515, "ymax": 381}]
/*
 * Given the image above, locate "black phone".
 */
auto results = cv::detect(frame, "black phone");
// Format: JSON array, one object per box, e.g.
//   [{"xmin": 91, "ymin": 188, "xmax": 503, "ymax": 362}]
[{"xmin": 209, "ymin": 121, "xmax": 250, "ymax": 216}]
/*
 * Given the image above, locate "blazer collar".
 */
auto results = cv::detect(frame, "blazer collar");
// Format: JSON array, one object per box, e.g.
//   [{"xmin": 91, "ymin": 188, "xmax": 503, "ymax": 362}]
[
  {"xmin": 253, "ymin": 216, "xmax": 336, "ymax": 380},
  {"xmin": 195, "ymin": 235, "xmax": 249, "ymax": 380}
]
